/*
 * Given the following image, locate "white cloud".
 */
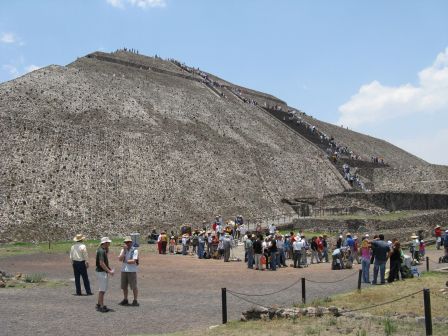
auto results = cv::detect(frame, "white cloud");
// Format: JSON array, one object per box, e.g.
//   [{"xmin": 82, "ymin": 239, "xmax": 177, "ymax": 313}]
[
  {"xmin": 2, "ymin": 64, "xmax": 19, "ymax": 77},
  {"xmin": 106, "ymin": 0, "xmax": 166, "ymax": 9},
  {"xmin": 129, "ymin": 0, "xmax": 166, "ymax": 8},
  {"xmin": 338, "ymin": 47, "xmax": 448, "ymax": 128},
  {"xmin": 24, "ymin": 64, "xmax": 41, "ymax": 73},
  {"xmin": 337, "ymin": 47, "xmax": 448, "ymax": 165},
  {"xmin": 106, "ymin": 0, "xmax": 124, "ymax": 8},
  {"xmin": 1, "ymin": 32, "xmax": 17, "ymax": 44},
  {"xmin": 394, "ymin": 128, "xmax": 448, "ymax": 166},
  {"xmin": 2, "ymin": 62, "xmax": 41, "ymax": 79}
]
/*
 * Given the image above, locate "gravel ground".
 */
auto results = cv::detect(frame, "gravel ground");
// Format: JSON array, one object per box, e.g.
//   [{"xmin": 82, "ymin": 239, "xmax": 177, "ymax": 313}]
[{"xmin": 0, "ymin": 245, "xmax": 442, "ymax": 335}]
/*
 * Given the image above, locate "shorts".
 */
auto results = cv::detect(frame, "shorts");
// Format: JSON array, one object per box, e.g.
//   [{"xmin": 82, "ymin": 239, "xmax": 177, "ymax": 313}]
[
  {"xmin": 121, "ymin": 272, "xmax": 137, "ymax": 290},
  {"xmin": 96, "ymin": 271, "xmax": 109, "ymax": 292}
]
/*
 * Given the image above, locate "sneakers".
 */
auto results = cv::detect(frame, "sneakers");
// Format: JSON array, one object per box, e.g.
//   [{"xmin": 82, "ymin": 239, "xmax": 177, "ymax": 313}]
[
  {"xmin": 96, "ymin": 305, "xmax": 110, "ymax": 313},
  {"xmin": 119, "ymin": 299, "xmax": 139, "ymax": 306}
]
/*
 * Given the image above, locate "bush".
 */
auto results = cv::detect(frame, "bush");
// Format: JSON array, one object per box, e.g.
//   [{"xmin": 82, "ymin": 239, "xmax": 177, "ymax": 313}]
[{"xmin": 24, "ymin": 273, "xmax": 46, "ymax": 283}]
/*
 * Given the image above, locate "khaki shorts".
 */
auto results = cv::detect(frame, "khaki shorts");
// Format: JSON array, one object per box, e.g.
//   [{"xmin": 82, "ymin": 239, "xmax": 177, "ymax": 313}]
[
  {"xmin": 121, "ymin": 272, "xmax": 137, "ymax": 290},
  {"xmin": 96, "ymin": 271, "xmax": 109, "ymax": 292}
]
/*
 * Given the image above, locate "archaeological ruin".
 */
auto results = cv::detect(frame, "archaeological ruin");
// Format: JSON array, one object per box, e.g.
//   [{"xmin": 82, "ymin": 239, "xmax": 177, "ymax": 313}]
[{"xmin": 1, "ymin": 50, "xmax": 447, "ymax": 241}]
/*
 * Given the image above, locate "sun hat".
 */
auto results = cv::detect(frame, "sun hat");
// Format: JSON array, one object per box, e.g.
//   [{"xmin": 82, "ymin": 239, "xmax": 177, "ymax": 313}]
[
  {"xmin": 364, "ymin": 233, "xmax": 370, "ymax": 238},
  {"xmin": 346, "ymin": 232, "xmax": 351, "ymax": 236},
  {"xmin": 73, "ymin": 234, "xmax": 85, "ymax": 242},
  {"xmin": 410, "ymin": 234, "xmax": 418, "ymax": 239},
  {"xmin": 435, "ymin": 225, "xmax": 440, "ymax": 228},
  {"xmin": 123, "ymin": 236, "xmax": 133, "ymax": 243},
  {"xmin": 100, "ymin": 237, "xmax": 112, "ymax": 244}
]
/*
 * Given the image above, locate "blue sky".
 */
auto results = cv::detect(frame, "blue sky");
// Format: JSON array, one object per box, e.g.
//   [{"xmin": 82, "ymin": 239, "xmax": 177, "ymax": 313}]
[{"xmin": 1, "ymin": 0, "xmax": 447, "ymax": 164}]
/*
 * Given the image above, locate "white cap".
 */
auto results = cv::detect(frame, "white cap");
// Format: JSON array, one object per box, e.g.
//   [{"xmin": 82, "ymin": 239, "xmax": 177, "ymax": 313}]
[{"xmin": 100, "ymin": 237, "xmax": 112, "ymax": 244}]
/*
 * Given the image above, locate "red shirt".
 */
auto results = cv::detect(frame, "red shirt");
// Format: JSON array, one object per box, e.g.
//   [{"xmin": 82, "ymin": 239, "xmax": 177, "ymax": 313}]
[{"xmin": 435, "ymin": 227, "xmax": 442, "ymax": 237}]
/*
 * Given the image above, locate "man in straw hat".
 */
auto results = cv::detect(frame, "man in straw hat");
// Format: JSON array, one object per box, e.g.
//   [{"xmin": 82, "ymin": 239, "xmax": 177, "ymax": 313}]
[
  {"xmin": 96, "ymin": 237, "xmax": 114, "ymax": 312},
  {"xmin": 70, "ymin": 234, "xmax": 92, "ymax": 296},
  {"xmin": 118, "ymin": 237, "xmax": 139, "ymax": 306}
]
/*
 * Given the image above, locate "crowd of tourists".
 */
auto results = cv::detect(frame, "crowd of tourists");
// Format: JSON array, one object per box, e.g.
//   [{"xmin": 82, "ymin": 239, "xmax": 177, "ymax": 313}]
[
  {"xmin": 68, "ymin": 220, "xmax": 448, "ymax": 314},
  {"xmin": 342, "ymin": 163, "xmax": 367, "ymax": 191}
]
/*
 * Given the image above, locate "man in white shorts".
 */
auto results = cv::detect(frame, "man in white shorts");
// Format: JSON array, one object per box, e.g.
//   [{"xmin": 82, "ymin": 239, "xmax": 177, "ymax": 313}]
[{"xmin": 96, "ymin": 237, "xmax": 114, "ymax": 312}]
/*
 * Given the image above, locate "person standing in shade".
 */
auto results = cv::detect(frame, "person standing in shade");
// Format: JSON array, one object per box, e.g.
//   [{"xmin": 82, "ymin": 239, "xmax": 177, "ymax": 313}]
[
  {"xmin": 370, "ymin": 234, "xmax": 390, "ymax": 285},
  {"xmin": 253, "ymin": 235, "xmax": 263, "ymax": 270},
  {"xmin": 293, "ymin": 236, "xmax": 304, "ymax": 268},
  {"xmin": 360, "ymin": 236, "xmax": 371, "ymax": 283},
  {"xmin": 245, "ymin": 234, "xmax": 254, "ymax": 269},
  {"xmin": 197, "ymin": 231, "xmax": 205, "ymax": 259},
  {"xmin": 96, "ymin": 237, "xmax": 114, "ymax": 312},
  {"xmin": 222, "ymin": 233, "xmax": 232, "ymax": 262},
  {"xmin": 388, "ymin": 241, "xmax": 403, "ymax": 283},
  {"xmin": 70, "ymin": 234, "xmax": 92, "ymax": 296},
  {"xmin": 118, "ymin": 237, "xmax": 139, "ymax": 306}
]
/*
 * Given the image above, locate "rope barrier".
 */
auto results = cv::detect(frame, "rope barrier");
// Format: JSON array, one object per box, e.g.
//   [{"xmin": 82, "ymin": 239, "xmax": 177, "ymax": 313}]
[
  {"xmin": 227, "ymin": 277, "xmax": 301, "ymax": 297},
  {"xmin": 342, "ymin": 290, "xmax": 423, "ymax": 313},
  {"xmin": 430, "ymin": 291, "xmax": 448, "ymax": 300},
  {"xmin": 305, "ymin": 270, "xmax": 358, "ymax": 284},
  {"xmin": 227, "ymin": 291, "xmax": 271, "ymax": 309}
]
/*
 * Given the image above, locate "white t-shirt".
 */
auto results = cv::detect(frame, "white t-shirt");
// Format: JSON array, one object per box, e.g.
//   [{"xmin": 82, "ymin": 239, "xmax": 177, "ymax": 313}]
[
  {"xmin": 120, "ymin": 248, "xmax": 139, "ymax": 273},
  {"xmin": 293, "ymin": 240, "xmax": 304, "ymax": 251}
]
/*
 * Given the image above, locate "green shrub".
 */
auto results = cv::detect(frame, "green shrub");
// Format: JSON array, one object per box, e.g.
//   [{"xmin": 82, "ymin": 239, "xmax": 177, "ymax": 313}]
[
  {"xmin": 24, "ymin": 273, "xmax": 45, "ymax": 283},
  {"xmin": 384, "ymin": 318, "xmax": 397, "ymax": 336}
]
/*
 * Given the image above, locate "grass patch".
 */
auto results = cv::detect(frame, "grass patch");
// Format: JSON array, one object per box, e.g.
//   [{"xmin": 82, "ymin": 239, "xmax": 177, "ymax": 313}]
[
  {"xmin": 312, "ymin": 210, "xmax": 419, "ymax": 222},
  {"xmin": 0, "ymin": 238, "xmax": 157, "ymax": 258},
  {"xmin": 316, "ymin": 271, "xmax": 447, "ymax": 318}
]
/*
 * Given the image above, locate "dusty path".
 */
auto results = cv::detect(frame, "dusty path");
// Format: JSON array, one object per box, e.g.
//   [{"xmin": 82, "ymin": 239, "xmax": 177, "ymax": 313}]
[{"xmin": 0, "ymin": 246, "xmax": 444, "ymax": 336}]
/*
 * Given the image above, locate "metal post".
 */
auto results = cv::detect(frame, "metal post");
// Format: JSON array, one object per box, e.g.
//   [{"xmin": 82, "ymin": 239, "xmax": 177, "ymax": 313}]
[
  {"xmin": 301, "ymin": 277, "xmax": 306, "ymax": 304},
  {"xmin": 222, "ymin": 288, "xmax": 227, "ymax": 324},
  {"xmin": 357, "ymin": 269, "xmax": 362, "ymax": 291},
  {"xmin": 423, "ymin": 288, "xmax": 432, "ymax": 336},
  {"xmin": 426, "ymin": 257, "xmax": 429, "ymax": 272}
]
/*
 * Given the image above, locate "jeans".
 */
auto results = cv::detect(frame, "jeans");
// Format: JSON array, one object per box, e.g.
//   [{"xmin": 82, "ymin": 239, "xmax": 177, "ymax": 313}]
[
  {"xmin": 293, "ymin": 250, "xmax": 302, "ymax": 267},
  {"xmin": 247, "ymin": 250, "xmax": 254, "ymax": 269},
  {"xmin": 322, "ymin": 247, "xmax": 329, "ymax": 262},
  {"xmin": 373, "ymin": 261, "xmax": 386, "ymax": 284},
  {"xmin": 361, "ymin": 258, "xmax": 370, "ymax": 283},
  {"xmin": 278, "ymin": 248, "xmax": 286, "ymax": 266},
  {"xmin": 254, "ymin": 254, "xmax": 262, "ymax": 270},
  {"xmin": 197, "ymin": 243, "xmax": 205, "ymax": 258},
  {"xmin": 270, "ymin": 251, "xmax": 277, "ymax": 270},
  {"xmin": 311, "ymin": 250, "xmax": 320, "ymax": 263},
  {"xmin": 72, "ymin": 260, "xmax": 92, "ymax": 295}
]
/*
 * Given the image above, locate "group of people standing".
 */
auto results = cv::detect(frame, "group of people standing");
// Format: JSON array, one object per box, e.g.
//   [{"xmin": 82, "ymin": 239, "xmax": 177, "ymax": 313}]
[
  {"xmin": 244, "ymin": 231, "xmax": 329, "ymax": 271},
  {"xmin": 69, "ymin": 235, "xmax": 140, "ymax": 313}
]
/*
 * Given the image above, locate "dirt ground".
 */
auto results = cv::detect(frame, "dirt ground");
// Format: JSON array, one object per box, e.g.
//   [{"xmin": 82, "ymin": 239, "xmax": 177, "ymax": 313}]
[{"xmin": 0, "ymin": 245, "xmax": 444, "ymax": 336}]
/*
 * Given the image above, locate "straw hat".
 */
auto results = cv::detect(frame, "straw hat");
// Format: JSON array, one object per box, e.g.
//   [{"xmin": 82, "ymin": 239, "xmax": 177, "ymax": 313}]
[
  {"xmin": 123, "ymin": 236, "xmax": 133, "ymax": 243},
  {"xmin": 435, "ymin": 225, "xmax": 440, "ymax": 228},
  {"xmin": 100, "ymin": 237, "xmax": 112, "ymax": 244},
  {"xmin": 346, "ymin": 232, "xmax": 351, "ymax": 236},
  {"xmin": 73, "ymin": 234, "xmax": 85, "ymax": 242},
  {"xmin": 410, "ymin": 234, "xmax": 418, "ymax": 239}
]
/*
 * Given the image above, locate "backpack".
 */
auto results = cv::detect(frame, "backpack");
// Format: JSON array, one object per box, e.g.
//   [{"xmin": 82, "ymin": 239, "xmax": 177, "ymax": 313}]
[{"xmin": 129, "ymin": 247, "xmax": 139, "ymax": 266}]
